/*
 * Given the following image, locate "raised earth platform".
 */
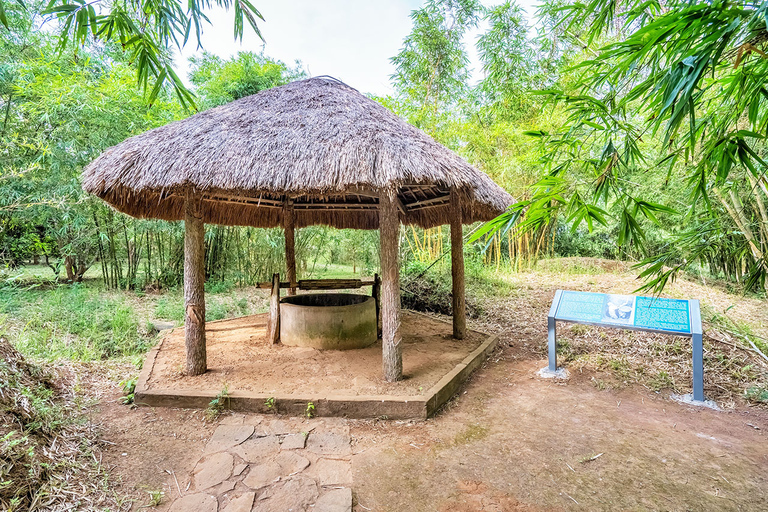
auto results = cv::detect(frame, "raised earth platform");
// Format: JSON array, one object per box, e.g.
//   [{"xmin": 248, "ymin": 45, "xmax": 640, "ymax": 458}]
[{"xmin": 135, "ymin": 311, "xmax": 497, "ymax": 419}]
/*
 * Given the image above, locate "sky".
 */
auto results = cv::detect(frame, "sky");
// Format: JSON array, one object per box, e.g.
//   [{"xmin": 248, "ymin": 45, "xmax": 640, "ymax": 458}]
[{"xmin": 177, "ymin": 0, "xmax": 540, "ymax": 96}]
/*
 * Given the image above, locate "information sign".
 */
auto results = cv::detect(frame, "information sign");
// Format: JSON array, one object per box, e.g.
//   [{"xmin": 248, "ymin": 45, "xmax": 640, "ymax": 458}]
[{"xmin": 545, "ymin": 290, "xmax": 704, "ymax": 403}]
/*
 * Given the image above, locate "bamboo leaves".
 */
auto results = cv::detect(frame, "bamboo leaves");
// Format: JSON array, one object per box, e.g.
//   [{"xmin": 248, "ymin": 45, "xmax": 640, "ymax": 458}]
[
  {"xmin": 39, "ymin": 0, "xmax": 264, "ymax": 110},
  {"xmin": 0, "ymin": 0, "xmax": 24, "ymax": 29}
]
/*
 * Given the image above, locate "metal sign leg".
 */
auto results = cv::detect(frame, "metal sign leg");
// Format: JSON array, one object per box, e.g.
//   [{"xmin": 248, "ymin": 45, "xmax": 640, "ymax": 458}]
[
  {"xmin": 692, "ymin": 332, "xmax": 704, "ymax": 402},
  {"xmin": 548, "ymin": 317, "xmax": 557, "ymax": 372}
]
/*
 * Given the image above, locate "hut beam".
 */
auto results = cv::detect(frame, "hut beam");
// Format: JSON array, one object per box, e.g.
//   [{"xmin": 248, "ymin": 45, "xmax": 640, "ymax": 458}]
[
  {"xmin": 284, "ymin": 199, "xmax": 297, "ymax": 296},
  {"xmin": 184, "ymin": 189, "xmax": 207, "ymax": 375},
  {"xmin": 379, "ymin": 191, "xmax": 403, "ymax": 382},
  {"xmin": 450, "ymin": 187, "xmax": 466, "ymax": 340}
]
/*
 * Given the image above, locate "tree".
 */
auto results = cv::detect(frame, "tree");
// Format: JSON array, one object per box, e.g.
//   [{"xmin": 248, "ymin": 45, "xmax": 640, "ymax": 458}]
[
  {"xmin": 0, "ymin": 9, "xmax": 181, "ymax": 281},
  {"xmin": 391, "ymin": 0, "xmax": 481, "ymax": 130},
  {"xmin": 189, "ymin": 51, "xmax": 305, "ymax": 109},
  {"xmin": 477, "ymin": 1, "xmax": 535, "ymax": 120}
]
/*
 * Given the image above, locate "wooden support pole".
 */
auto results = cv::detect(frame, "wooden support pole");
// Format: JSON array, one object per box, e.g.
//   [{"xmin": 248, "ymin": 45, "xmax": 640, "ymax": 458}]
[
  {"xmin": 450, "ymin": 187, "xmax": 466, "ymax": 340},
  {"xmin": 372, "ymin": 273, "xmax": 382, "ymax": 338},
  {"xmin": 379, "ymin": 191, "xmax": 402, "ymax": 382},
  {"xmin": 268, "ymin": 273, "xmax": 280, "ymax": 343},
  {"xmin": 184, "ymin": 189, "xmax": 206, "ymax": 376},
  {"xmin": 283, "ymin": 199, "xmax": 297, "ymax": 296}
]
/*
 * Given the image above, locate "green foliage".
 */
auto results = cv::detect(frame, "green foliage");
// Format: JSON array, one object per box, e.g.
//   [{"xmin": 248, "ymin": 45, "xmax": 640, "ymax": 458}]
[
  {"xmin": 745, "ymin": 385, "xmax": 768, "ymax": 403},
  {"xmin": 391, "ymin": 0, "xmax": 481, "ymax": 128},
  {"xmin": 32, "ymin": 0, "xmax": 264, "ymax": 109},
  {"xmin": 0, "ymin": 283, "xmax": 152, "ymax": 360},
  {"xmin": 647, "ymin": 370, "xmax": 674, "ymax": 392},
  {"xmin": 119, "ymin": 377, "xmax": 137, "ymax": 405},
  {"xmin": 205, "ymin": 384, "xmax": 229, "ymax": 421},
  {"xmin": 189, "ymin": 51, "xmax": 305, "ymax": 109},
  {"xmin": 477, "ymin": 1, "xmax": 536, "ymax": 120},
  {"xmin": 400, "ymin": 256, "xmax": 514, "ymax": 317},
  {"xmin": 481, "ymin": 0, "xmax": 768, "ymax": 293}
]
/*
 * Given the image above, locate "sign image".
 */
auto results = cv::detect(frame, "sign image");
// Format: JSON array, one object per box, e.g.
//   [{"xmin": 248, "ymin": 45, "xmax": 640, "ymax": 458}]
[
  {"xmin": 602, "ymin": 294, "xmax": 635, "ymax": 326},
  {"xmin": 545, "ymin": 289, "xmax": 706, "ymax": 404}
]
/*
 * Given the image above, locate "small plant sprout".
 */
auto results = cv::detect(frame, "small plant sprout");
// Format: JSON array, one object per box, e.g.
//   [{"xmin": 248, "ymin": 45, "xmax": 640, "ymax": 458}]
[
  {"xmin": 119, "ymin": 377, "xmax": 137, "ymax": 405},
  {"xmin": 265, "ymin": 396, "xmax": 276, "ymax": 410},
  {"xmin": 205, "ymin": 384, "xmax": 230, "ymax": 421},
  {"xmin": 147, "ymin": 489, "xmax": 164, "ymax": 506},
  {"xmin": 305, "ymin": 401, "xmax": 315, "ymax": 418}
]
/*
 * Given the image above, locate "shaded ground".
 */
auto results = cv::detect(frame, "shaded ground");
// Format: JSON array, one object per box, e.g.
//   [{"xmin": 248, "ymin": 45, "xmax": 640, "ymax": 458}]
[
  {"xmin": 146, "ymin": 311, "xmax": 487, "ymax": 397},
  {"xmin": 91, "ymin": 259, "xmax": 768, "ymax": 510}
]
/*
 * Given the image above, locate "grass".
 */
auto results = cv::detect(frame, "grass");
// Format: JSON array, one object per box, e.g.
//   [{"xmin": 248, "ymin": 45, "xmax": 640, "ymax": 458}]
[
  {"xmin": 745, "ymin": 385, "xmax": 768, "ymax": 403},
  {"xmin": 154, "ymin": 289, "xmax": 253, "ymax": 323},
  {"xmin": 453, "ymin": 423, "xmax": 490, "ymax": 445},
  {"xmin": 0, "ymin": 283, "xmax": 152, "ymax": 361},
  {"xmin": 0, "ymin": 278, "xmax": 265, "ymax": 363}
]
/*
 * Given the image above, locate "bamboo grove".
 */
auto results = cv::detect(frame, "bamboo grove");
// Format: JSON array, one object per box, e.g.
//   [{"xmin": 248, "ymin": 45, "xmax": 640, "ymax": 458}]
[{"xmin": 3, "ymin": 0, "xmax": 768, "ymax": 295}]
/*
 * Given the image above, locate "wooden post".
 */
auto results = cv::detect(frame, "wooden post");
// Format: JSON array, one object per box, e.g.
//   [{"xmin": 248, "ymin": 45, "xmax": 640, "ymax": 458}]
[
  {"xmin": 372, "ymin": 273, "xmax": 382, "ymax": 338},
  {"xmin": 450, "ymin": 187, "xmax": 466, "ymax": 340},
  {"xmin": 283, "ymin": 199, "xmax": 297, "ymax": 296},
  {"xmin": 379, "ymin": 191, "xmax": 402, "ymax": 382},
  {"xmin": 184, "ymin": 189, "xmax": 206, "ymax": 375},
  {"xmin": 268, "ymin": 273, "xmax": 280, "ymax": 343}
]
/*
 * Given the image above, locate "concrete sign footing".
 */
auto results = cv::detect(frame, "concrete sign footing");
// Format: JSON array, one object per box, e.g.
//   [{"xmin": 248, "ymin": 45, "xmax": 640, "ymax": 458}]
[
  {"xmin": 537, "ymin": 367, "xmax": 569, "ymax": 379},
  {"xmin": 671, "ymin": 393, "xmax": 721, "ymax": 411}
]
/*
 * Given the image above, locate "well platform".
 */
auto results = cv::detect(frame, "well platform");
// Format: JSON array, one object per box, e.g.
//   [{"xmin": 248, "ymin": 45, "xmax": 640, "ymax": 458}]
[{"xmin": 135, "ymin": 311, "xmax": 496, "ymax": 419}]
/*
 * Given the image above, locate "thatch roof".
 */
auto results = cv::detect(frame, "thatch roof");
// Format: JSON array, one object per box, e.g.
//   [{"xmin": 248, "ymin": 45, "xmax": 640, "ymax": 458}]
[{"xmin": 82, "ymin": 77, "xmax": 512, "ymax": 229}]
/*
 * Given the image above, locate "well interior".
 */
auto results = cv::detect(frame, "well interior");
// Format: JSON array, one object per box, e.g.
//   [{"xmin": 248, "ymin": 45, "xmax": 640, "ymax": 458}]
[{"xmin": 281, "ymin": 293, "xmax": 369, "ymax": 307}]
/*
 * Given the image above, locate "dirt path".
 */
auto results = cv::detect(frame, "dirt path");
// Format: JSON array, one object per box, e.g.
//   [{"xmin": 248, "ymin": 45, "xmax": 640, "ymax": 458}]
[
  {"xmin": 350, "ymin": 355, "xmax": 768, "ymax": 511},
  {"xmin": 98, "ymin": 352, "xmax": 768, "ymax": 511}
]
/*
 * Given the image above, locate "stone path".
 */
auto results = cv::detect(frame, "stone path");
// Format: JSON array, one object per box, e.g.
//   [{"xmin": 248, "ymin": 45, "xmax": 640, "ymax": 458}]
[{"xmin": 166, "ymin": 414, "xmax": 353, "ymax": 512}]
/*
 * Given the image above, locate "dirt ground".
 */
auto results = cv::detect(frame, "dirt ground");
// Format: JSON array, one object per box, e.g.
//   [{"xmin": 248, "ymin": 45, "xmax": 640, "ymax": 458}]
[
  {"xmin": 146, "ymin": 311, "xmax": 487, "ymax": 397},
  {"xmin": 92, "ymin": 259, "xmax": 768, "ymax": 511},
  {"xmin": 350, "ymin": 357, "xmax": 768, "ymax": 511},
  {"xmin": 95, "ymin": 351, "xmax": 768, "ymax": 511}
]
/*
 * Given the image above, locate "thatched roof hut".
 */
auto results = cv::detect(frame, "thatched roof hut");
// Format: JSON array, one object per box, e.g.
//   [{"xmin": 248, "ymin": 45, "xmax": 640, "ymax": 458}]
[
  {"xmin": 83, "ymin": 77, "xmax": 512, "ymax": 382},
  {"xmin": 82, "ymin": 77, "xmax": 511, "ymax": 230}
]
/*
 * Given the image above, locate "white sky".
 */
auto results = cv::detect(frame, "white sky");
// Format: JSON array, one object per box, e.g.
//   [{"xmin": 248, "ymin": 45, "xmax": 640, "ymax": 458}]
[{"xmin": 177, "ymin": 0, "xmax": 540, "ymax": 96}]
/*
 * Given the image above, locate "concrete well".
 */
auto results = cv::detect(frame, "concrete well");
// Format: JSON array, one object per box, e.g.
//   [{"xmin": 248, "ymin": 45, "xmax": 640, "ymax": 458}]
[{"xmin": 280, "ymin": 293, "xmax": 377, "ymax": 350}]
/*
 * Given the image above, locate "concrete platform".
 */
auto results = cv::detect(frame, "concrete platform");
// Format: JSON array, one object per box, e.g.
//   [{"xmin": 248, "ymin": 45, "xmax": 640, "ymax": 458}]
[{"xmin": 134, "ymin": 311, "xmax": 497, "ymax": 419}]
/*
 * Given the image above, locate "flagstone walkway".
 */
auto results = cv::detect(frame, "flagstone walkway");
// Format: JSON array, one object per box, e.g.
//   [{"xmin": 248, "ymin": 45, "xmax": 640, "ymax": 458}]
[{"xmin": 166, "ymin": 414, "xmax": 353, "ymax": 512}]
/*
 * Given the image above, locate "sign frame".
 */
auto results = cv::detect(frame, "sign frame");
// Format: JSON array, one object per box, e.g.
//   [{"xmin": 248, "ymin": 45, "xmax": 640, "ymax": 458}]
[{"xmin": 546, "ymin": 289, "xmax": 705, "ymax": 403}]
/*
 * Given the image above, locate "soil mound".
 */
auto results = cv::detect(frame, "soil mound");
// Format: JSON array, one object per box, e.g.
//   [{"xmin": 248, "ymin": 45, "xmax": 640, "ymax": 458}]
[{"xmin": 0, "ymin": 337, "xmax": 120, "ymax": 511}]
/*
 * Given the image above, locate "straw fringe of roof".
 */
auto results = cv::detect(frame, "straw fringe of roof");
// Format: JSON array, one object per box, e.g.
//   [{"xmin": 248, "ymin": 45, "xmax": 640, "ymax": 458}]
[
  {"xmin": 100, "ymin": 188, "xmax": 498, "ymax": 229},
  {"xmin": 83, "ymin": 77, "xmax": 512, "ymax": 229}
]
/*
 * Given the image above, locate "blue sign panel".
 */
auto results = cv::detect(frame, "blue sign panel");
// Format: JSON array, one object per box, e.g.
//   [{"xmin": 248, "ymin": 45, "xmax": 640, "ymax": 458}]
[{"xmin": 555, "ymin": 291, "xmax": 690, "ymax": 334}]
